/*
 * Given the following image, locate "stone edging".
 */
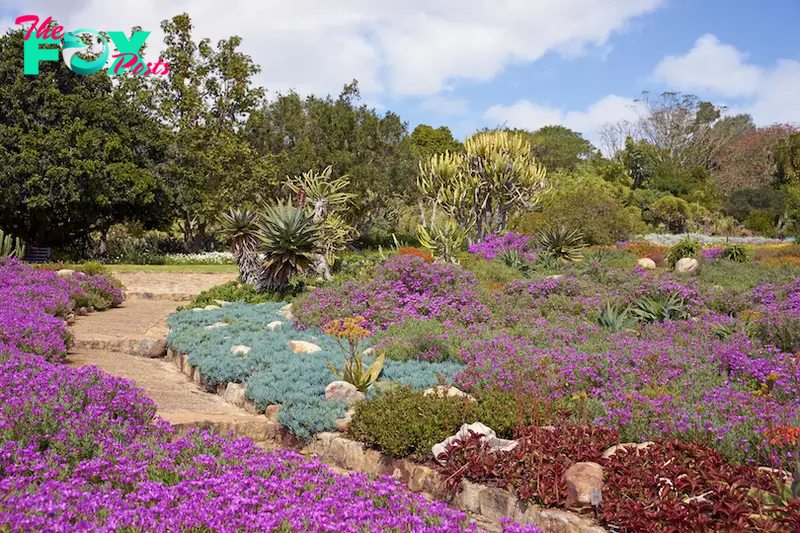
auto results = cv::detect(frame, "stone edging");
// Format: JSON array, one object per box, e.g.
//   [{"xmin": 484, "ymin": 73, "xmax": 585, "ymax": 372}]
[{"xmin": 165, "ymin": 349, "xmax": 605, "ymax": 533}]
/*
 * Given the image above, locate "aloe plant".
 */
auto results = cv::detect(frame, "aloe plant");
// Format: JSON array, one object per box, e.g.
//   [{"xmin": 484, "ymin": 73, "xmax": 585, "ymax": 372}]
[
  {"xmin": 418, "ymin": 220, "xmax": 468, "ymax": 263},
  {"xmin": 256, "ymin": 200, "xmax": 320, "ymax": 291},
  {"xmin": 535, "ymin": 226, "xmax": 586, "ymax": 263},
  {"xmin": 631, "ymin": 292, "xmax": 688, "ymax": 323},
  {"xmin": 597, "ymin": 302, "xmax": 636, "ymax": 332}
]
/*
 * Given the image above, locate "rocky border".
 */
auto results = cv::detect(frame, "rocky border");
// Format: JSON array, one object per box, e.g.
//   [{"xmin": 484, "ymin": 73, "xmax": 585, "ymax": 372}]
[{"xmin": 165, "ymin": 348, "xmax": 606, "ymax": 533}]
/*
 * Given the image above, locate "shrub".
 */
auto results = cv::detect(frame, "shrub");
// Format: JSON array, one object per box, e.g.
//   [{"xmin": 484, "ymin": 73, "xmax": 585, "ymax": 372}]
[
  {"xmin": 535, "ymin": 226, "xmax": 586, "ymax": 263},
  {"xmin": 396, "ymin": 246, "xmax": 433, "ymax": 263},
  {"xmin": 721, "ymin": 244, "xmax": 749, "ymax": 262},
  {"xmin": 624, "ymin": 241, "xmax": 667, "ymax": 258},
  {"xmin": 70, "ymin": 273, "xmax": 125, "ymax": 311},
  {"xmin": 74, "ymin": 261, "xmax": 108, "ymax": 275},
  {"xmin": 647, "ymin": 195, "xmax": 692, "ymax": 233},
  {"xmin": 744, "ymin": 208, "xmax": 779, "ymax": 236},
  {"xmin": 183, "ymin": 281, "xmax": 284, "ymax": 310},
  {"xmin": 349, "ymin": 387, "xmax": 478, "ymax": 459},
  {"xmin": 467, "ymin": 233, "xmax": 536, "ymax": 261},
  {"xmin": 667, "ymin": 237, "xmax": 701, "ymax": 268}
]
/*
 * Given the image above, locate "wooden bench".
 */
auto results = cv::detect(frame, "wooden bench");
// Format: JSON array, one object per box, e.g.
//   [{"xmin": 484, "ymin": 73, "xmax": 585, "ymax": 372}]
[{"xmin": 23, "ymin": 246, "xmax": 51, "ymax": 263}]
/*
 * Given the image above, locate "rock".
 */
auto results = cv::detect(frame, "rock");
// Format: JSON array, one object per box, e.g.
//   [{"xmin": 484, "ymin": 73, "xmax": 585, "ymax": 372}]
[
  {"xmin": 564, "ymin": 462, "xmax": 604, "ymax": 508},
  {"xmin": 265, "ymin": 404, "xmax": 281, "ymax": 422},
  {"xmin": 203, "ymin": 305, "xmax": 221, "ymax": 310},
  {"xmin": 675, "ymin": 257, "xmax": 699, "ymax": 274},
  {"xmin": 277, "ymin": 304, "xmax": 294, "ymax": 320},
  {"xmin": 230, "ymin": 345, "xmax": 251, "ymax": 357},
  {"xmin": 213, "ymin": 300, "xmax": 230, "ymax": 306},
  {"xmin": 602, "ymin": 441, "xmax": 654, "ymax": 459},
  {"xmin": 637, "ymin": 257, "xmax": 656, "ymax": 270},
  {"xmin": 325, "ymin": 381, "xmax": 365, "ymax": 407},
  {"xmin": 56, "ymin": 269, "xmax": 75, "ymax": 278},
  {"xmin": 145, "ymin": 339, "xmax": 168, "ymax": 358},
  {"xmin": 222, "ymin": 383, "xmax": 247, "ymax": 408},
  {"xmin": 545, "ymin": 274, "xmax": 563, "ymax": 281},
  {"xmin": 288, "ymin": 340, "xmax": 321, "ymax": 354},
  {"xmin": 267, "ymin": 320, "xmax": 283, "ymax": 331},
  {"xmin": 423, "ymin": 385, "xmax": 476, "ymax": 402},
  {"xmin": 75, "ymin": 307, "xmax": 90, "ymax": 317},
  {"xmin": 432, "ymin": 422, "xmax": 517, "ymax": 465},
  {"xmin": 204, "ymin": 322, "xmax": 228, "ymax": 330},
  {"xmin": 335, "ymin": 407, "xmax": 356, "ymax": 432}
]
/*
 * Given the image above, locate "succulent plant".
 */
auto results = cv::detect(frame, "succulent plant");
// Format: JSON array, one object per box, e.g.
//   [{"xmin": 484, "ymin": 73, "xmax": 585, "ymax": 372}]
[
  {"xmin": 631, "ymin": 292, "xmax": 688, "ymax": 323},
  {"xmin": 597, "ymin": 302, "xmax": 636, "ymax": 332},
  {"xmin": 218, "ymin": 208, "xmax": 262, "ymax": 286},
  {"xmin": 535, "ymin": 226, "xmax": 586, "ymax": 263},
  {"xmin": 0, "ymin": 229, "xmax": 25, "ymax": 259},
  {"xmin": 256, "ymin": 200, "xmax": 320, "ymax": 291},
  {"xmin": 418, "ymin": 220, "xmax": 468, "ymax": 264},
  {"xmin": 721, "ymin": 244, "xmax": 748, "ymax": 263}
]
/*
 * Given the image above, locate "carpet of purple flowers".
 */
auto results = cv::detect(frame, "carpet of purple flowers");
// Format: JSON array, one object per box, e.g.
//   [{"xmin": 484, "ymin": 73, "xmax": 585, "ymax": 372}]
[
  {"xmin": 295, "ymin": 250, "xmax": 800, "ymax": 470},
  {"xmin": 0, "ymin": 258, "xmax": 540, "ymax": 533}
]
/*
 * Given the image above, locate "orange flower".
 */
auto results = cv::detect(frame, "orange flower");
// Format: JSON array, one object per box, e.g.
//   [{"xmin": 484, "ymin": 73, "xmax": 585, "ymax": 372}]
[{"xmin": 765, "ymin": 426, "xmax": 800, "ymax": 446}]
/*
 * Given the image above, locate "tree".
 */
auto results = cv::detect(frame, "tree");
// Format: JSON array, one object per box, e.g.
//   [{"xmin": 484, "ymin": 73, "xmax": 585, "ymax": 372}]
[
  {"xmin": 712, "ymin": 124, "xmax": 795, "ymax": 195},
  {"xmin": 773, "ymin": 132, "xmax": 800, "ymax": 186},
  {"xmin": 0, "ymin": 27, "xmax": 167, "ymax": 247},
  {"xmin": 527, "ymin": 125, "xmax": 596, "ymax": 172},
  {"xmin": 409, "ymin": 125, "xmax": 463, "ymax": 159},
  {"xmin": 153, "ymin": 13, "xmax": 270, "ymax": 252},
  {"xmin": 647, "ymin": 196, "xmax": 692, "ymax": 233},
  {"xmin": 417, "ymin": 130, "xmax": 548, "ymax": 242}
]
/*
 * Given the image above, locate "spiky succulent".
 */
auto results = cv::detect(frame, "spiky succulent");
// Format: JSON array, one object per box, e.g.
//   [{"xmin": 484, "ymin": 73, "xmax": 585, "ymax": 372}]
[
  {"xmin": 631, "ymin": 292, "xmax": 688, "ymax": 323},
  {"xmin": 256, "ymin": 200, "xmax": 320, "ymax": 291},
  {"xmin": 219, "ymin": 208, "xmax": 262, "ymax": 285},
  {"xmin": 597, "ymin": 302, "xmax": 636, "ymax": 333},
  {"xmin": 721, "ymin": 244, "xmax": 748, "ymax": 263},
  {"xmin": 0, "ymin": 229, "xmax": 24, "ymax": 259},
  {"xmin": 535, "ymin": 226, "xmax": 586, "ymax": 263}
]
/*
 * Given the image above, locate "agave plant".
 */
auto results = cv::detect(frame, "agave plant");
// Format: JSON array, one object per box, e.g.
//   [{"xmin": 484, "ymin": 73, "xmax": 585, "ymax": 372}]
[
  {"xmin": 721, "ymin": 244, "xmax": 748, "ymax": 263},
  {"xmin": 0, "ymin": 229, "xmax": 24, "ymax": 258},
  {"xmin": 256, "ymin": 200, "xmax": 320, "ymax": 291},
  {"xmin": 218, "ymin": 208, "xmax": 262, "ymax": 285},
  {"xmin": 497, "ymin": 248, "xmax": 530, "ymax": 272},
  {"xmin": 631, "ymin": 292, "xmax": 688, "ymax": 323},
  {"xmin": 536, "ymin": 226, "xmax": 586, "ymax": 263},
  {"xmin": 597, "ymin": 302, "xmax": 637, "ymax": 333}
]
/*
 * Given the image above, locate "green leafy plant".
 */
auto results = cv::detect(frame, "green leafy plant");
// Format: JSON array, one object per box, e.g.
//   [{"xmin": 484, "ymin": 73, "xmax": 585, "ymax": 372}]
[
  {"xmin": 528, "ymin": 252, "xmax": 563, "ymax": 276},
  {"xmin": 256, "ymin": 200, "xmax": 320, "ymax": 291},
  {"xmin": 667, "ymin": 237, "xmax": 701, "ymax": 268},
  {"xmin": 597, "ymin": 302, "xmax": 636, "ymax": 332},
  {"xmin": 535, "ymin": 226, "xmax": 586, "ymax": 263},
  {"xmin": 0, "ymin": 229, "xmax": 24, "ymax": 258},
  {"xmin": 721, "ymin": 244, "xmax": 749, "ymax": 263},
  {"xmin": 218, "ymin": 207, "xmax": 262, "ymax": 285},
  {"xmin": 632, "ymin": 292, "xmax": 688, "ymax": 323},
  {"xmin": 324, "ymin": 317, "xmax": 385, "ymax": 393},
  {"xmin": 497, "ymin": 248, "xmax": 531, "ymax": 273},
  {"xmin": 418, "ymin": 220, "xmax": 468, "ymax": 263}
]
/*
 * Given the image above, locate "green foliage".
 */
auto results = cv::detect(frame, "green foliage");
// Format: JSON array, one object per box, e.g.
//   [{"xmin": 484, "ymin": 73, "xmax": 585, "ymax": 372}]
[
  {"xmin": 418, "ymin": 221, "xmax": 467, "ymax": 263},
  {"xmin": 724, "ymin": 187, "xmax": 786, "ymax": 223},
  {"xmin": 257, "ymin": 201, "xmax": 320, "ymax": 290},
  {"xmin": 167, "ymin": 302, "xmax": 462, "ymax": 441},
  {"xmin": 721, "ymin": 245, "xmax": 749, "ymax": 263},
  {"xmin": 73, "ymin": 261, "xmax": 108, "ymax": 276},
  {"xmin": 526, "ymin": 125, "xmax": 596, "ymax": 173},
  {"xmin": 457, "ymin": 253, "xmax": 527, "ymax": 289},
  {"xmin": 667, "ymin": 237, "xmax": 701, "ymax": 268},
  {"xmin": 631, "ymin": 293, "xmax": 688, "ymax": 323},
  {"xmin": 0, "ymin": 229, "xmax": 24, "ymax": 258},
  {"xmin": 324, "ymin": 317, "xmax": 384, "ymax": 393},
  {"xmin": 744, "ymin": 209, "xmax": 779, "ymax": 236},
  {"xmin": 409, "ymin": 125, "xmax": 463, "ymax": 159},
  {"xmin": 375, "ymin": 319, "xmax": 464, "ymax": 363},
  {"xmin": 699, "ymin": 260, "xmax": 800, "ymax": 291},
  {"xmin": 182, "ymin": 281, "xmax": 284, "ymax": 310},
  {"xmin": 417, "ymin": 130, "xmax": 548, "ymax": 241},
  {"xmin": 349, "ymin": 388, "xmax": 477, "ymax": 459},
  {"xmin": 647, "ymin": 195, "xmax": 692, "ymax": 233},
  {"xmin": 535, "ymin": 227, "xmax": 586, "ymax": 263},
  {"xmin": 497, "ymin": 249, "xmax": 531, "ymax": 273},
  {"xmin": 597, "ymin": 302, "xmax": 636, "ymax": 332}
]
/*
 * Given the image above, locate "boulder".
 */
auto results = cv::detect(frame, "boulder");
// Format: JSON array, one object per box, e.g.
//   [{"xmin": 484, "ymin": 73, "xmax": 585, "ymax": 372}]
[
  {"xmin": 267, "ymin": 320, "xmax": 283, "ymax": 331},
  {"xmin": 56, "ymin": 269, "xmax": 75, "ymax": 278},
  {"xmin": 545, "ymin": 274, "xmax": 563, "ymax": 281},
  {"xmin": 277, "ymin": 304, "xmax": 294, "ymax": 320},
  {"xmin": 204, "ymin": 322, "xmax": 228, "ymax": 330},
  {"xmin": 213, "ymin": 300, "xmax": 230, "ymax": 306},
  {"xmin": 675, "ymin": 257, "xmax": 699, "ymax": 274},
  {"xmin": 325, "ymin": 381, "xmax": 365, "ymax": 407},
  {"xmin": 230, "ymin": 345, "xmax": 251, "ymax": 357},
  {"xmin": 423, "ymin": 385, "xmax": 476, "ymax": 402},
  {"xmin": 602, "ymin": 441, "xmax": 654, "ymax": 459},
  {"xmin": 637, "ymin": 257, "xmax": 656, "ymax": 270},
  {"xmin": 564, "ymin": 462, "xmax": 604, "ymax": 508},
  {"xmin": 432, "ymin": 422, "xmax": 517, "ymax": 465},
  {"xmin": 145, "ymin": 339, "xmax": 168, "ymax": 358},
  {"xmin": 222, "ymin": 383, "xmax": 247, "ymax": 408},
  {"xmin": 203, "ymin": 305, "xmax": 221, "ymax": 310},
  {"xmin": 288, "ymin": 340, "xmax": 321, "ymax": 354},
  {"xmin": 265, "ymin": 404, "xmax": 281, "ymax": 423},
  {"xmin": 75, "ymin": 307, "xmax": 90, "ymax": 317}
]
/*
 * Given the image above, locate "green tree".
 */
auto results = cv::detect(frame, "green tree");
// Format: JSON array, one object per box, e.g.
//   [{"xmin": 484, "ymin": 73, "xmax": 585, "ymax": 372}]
[
  {"xmin": 647, "ymin": 196, "xmax": 692, "ymax": 233},
  {"xmin": 154, "ymin": 13, "xmax": 270, "ymax": 252},
  {"xmin": 409, "ymin": 125, "xmax": 463, "ymax": 159},
  {"xmin": 0, "ymin": 27, "xmax": 167, "ymax": 247},
  {"xmin": 527, "ymin": 125, "xmax": 596, "ymax": 172}
]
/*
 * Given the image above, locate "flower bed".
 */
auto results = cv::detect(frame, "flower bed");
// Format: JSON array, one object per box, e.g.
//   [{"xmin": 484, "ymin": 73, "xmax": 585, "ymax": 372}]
[{"xmin": 0, "ymin": 258, "xmax": 539, "ymax": 532}]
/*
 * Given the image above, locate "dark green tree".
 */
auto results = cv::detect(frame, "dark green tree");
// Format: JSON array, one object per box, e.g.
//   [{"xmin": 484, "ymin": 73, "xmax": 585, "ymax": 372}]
[
  {"xmin": 409, "ymin": 124, "xmax": 462, "ymax": 159},
  {"xmin": 528, "ymin": 125, "xmax": 596, "ymax": 172},
  {"xmin": 0, "ymin": 27, "xmax": 167, "ymax": 247}
]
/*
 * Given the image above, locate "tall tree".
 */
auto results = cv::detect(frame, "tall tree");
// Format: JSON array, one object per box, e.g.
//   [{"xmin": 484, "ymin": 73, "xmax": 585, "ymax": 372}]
[
  {"xmin": 409, "ymin": 125, "xmax": 463, "ymax": 159},
  {"xmin": 712, "ymin": 124, "xmax": 795, "ymax": 195},
  {"xmin": 527, "ymin": 125, "xmax": 596, "ymax": 172},
  {"xmin": 153, "ymin": 13, "xmax": 269, "ymax": 251},
  {"xmin": 0, "ymin": 27, "xmax": 167, "ymax": 247}
]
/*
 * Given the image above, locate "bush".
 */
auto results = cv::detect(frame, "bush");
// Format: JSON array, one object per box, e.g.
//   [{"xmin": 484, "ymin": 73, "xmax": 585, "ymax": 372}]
[
  {"xmin": 647, "ymin": 195, "xmax": 692, "ymax": 233},
  {"xmin": 183, "ymin": 281, "xmax": 284, "ymax": 310},
  {"xmin": 74, "ymin": 261, "xmax": 108, "ymax": 275},
  {"xmin": 349, "ymin": 387, "xmax": 477, "ymax": 459},
  {"xmin": 744, "ymin": 208, "xmax": 779, "ymax": 236},
  {"xmin": 699, "ymin": 260, "xmax": 800, "ymax": 290},
  {"xmin": 667, "ymin": 237, "xmax": 701, "ymax": 268},
  {"xmin": 720, "ymin": 244, "xmax": 748, "ymax": 262}
]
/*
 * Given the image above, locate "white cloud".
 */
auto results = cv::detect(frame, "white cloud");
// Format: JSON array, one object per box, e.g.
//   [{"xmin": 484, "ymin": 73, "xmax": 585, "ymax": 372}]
[
  {"xmin": 652, "ymin": 34, "xmax": 763, "ymax": 98},
  {"xmin": 418, "ymin": 95, "xmax": 470, "ymax": 117},
  {"xmin": 652, "ymin": 34, "xmax": 800, "ymax": 125},
  {"xmin": 483, "ymin": 94, "xmax": 640, "ymax": 147},
  {"xmin": 5, "ymin": 0, "xmax": 664, "ymax": 98}
]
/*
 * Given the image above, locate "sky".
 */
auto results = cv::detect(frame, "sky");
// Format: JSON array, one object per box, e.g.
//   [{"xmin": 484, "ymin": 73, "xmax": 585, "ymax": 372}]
[{"xmin": 2, "ymin": 0, "xmax": 799, "ymax": 149}]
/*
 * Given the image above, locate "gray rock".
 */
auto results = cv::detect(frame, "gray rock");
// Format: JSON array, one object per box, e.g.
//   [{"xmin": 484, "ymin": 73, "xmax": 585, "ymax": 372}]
[
  {"xmin": 423, "ymin": 385, "xmax": 476, "ymax": 402},
  {"xmin": 56, "ymin": 269, "xmax": 75, "ymax": 278},
  {"xmin": 288, "ymin": 340, "xmax": 321, "ymax": 354},
  {"xmin": 675, "ymin": 257, "xmax": 699, "ymax": 274},
  {"xmin": 602, "ymin": 441, "xmax": 654, "ymax": 459},
  {"xmin": 564, "ymin": 462, "xmax": 604, "ymax": 508},
  {"xmin": 145, "ymin": 339, "xmax": 168, "ymax": 358},
  {"xmin": 335, "ymin": 407, "xmax": 356, "ymax": 432},
  {"xmin": 325, "ymin": 381, "xmax": 365, "ymax": 407},
  {"xmin": 230, "ymin": 345, "xmax": 251, "ymax": 357},
  {"xmin": 266, "ymin": 320, "xmax": 283, "ymax": 331},
  {"xmin": 203, "ymin": 305, "xmax": 221, "ymax": 310},
  {"xmin": 204, "ymin": 322, "xmax": 228, "ymax": 330},
  {"xmin": 637, "ymin": 257, "xmax": 656, "ymax": 269},
  {"xmin": 277, "ymin": 304, "xmax": 294, "ymax": 320}
]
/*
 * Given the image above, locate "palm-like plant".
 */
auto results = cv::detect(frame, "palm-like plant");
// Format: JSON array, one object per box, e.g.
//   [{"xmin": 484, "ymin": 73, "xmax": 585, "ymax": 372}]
[
  {"xmin": 256, "ymin": 200, "xmax": 320, "ymax": 291},
  {"xmin": 536, "ymin": 226, "xmax": 586, "ymax": 263},
  {"xmin": 597, "ymin": 302, "xmax": 636, "ymax": 333},
  {"xmin": 218, "ymin": 208, "xmax": 262, "ymax": 285}
]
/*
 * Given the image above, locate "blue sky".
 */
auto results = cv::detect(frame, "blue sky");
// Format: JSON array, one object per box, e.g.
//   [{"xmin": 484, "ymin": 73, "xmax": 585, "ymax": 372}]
[{"xmin": 3, "ymin": 0, "xmax": 799, "ymax": 147}]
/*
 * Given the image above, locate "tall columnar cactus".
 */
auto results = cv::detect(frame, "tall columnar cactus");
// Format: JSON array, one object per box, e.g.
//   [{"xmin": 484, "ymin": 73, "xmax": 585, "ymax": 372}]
[
  {"xmin": 0, "ymin": 229, "xmax": 25, "ymax": 259},
  {"xmin": 417, "ymin": 130, "xmax": 548, "ymax": 242}
]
